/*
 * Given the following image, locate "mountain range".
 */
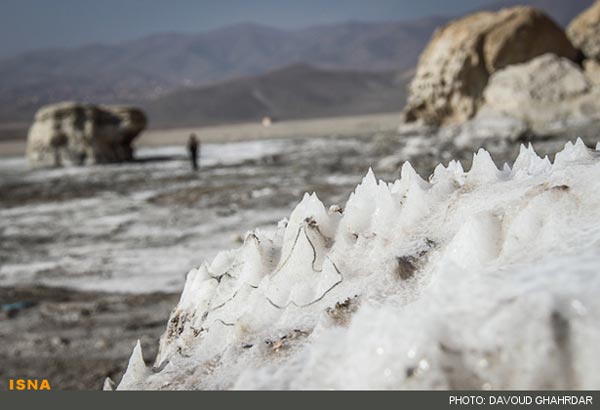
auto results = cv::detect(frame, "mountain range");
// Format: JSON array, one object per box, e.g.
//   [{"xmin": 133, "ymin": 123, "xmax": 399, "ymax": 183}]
[
  {"xmin": 144, "ymin": 64, "xmax": 412, "ymax": 128},
  {"xmin": 0, "ymin": 0, "xmax": 593, "ymax": 132}
]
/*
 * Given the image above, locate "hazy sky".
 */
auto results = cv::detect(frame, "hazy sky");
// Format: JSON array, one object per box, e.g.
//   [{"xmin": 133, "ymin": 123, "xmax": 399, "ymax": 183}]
[{"xmin": 0, "ymin": 0, "xmax": 497, "ymax": 58}]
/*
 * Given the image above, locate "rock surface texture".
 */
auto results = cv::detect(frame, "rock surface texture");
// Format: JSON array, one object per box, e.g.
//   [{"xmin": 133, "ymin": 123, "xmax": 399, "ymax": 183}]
[
  {"xmin": 567, "ymin": 0, "xmax": 600, "ymax": 61},
  {"xmin": 584, "ymin": 59, "xmax": 600, "ymax": 84},
  {"xmin": 403, "ymin": 7, "xmax": 578, "ymax": 126},
  {"xmin": 26, "ymin": 102, "xmax": 147, "ymax": 167},
  {"xmin": 481, "ymin": 54, "xmax": 600, "ymax": 135}
]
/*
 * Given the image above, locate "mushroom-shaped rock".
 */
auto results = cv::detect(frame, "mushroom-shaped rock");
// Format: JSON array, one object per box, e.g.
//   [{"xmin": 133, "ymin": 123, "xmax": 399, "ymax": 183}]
[
  {"xmin": 567, "ymin": 0, "xmax": 600, "ymax": 61},
  {"xmin": 403, "ymin": 7, "xmax": 578, "ymax": 126},
  {"xmin": 26, "ymin": 102, "xmax": 147, "ymax": 167},
  {"xmin": 481, "ymin": 54, "xmax": 600, "ymax": 135}
]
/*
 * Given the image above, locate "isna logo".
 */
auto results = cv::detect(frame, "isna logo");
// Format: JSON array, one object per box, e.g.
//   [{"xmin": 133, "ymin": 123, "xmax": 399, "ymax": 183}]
[{"xmin": 8, "ymin": 378, "xmax": 51, "ymax": 391}]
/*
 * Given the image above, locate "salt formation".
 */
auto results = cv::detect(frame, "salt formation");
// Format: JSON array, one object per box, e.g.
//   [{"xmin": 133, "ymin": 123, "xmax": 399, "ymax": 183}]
[{"xmin": 114, "ymin": 139, "xmax": 600, "ymax": 390}]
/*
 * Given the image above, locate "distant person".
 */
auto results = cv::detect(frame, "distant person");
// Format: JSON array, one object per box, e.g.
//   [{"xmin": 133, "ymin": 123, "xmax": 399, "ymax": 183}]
[{"xmin": 187, "ymin": 134, "xmax": 200, "ymax": 171}]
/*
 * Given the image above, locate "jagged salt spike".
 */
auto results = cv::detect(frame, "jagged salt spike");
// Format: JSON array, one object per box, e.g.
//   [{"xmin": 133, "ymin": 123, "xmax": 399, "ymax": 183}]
[
  {"xmin": 513, "ymin": 144, "xmax": 527, "ymax": 163},
  {"xmin": 400, "ymin": 161, "xmax": 416, "ymax": 180},
  {"xmin": 198, "ymin": 262, "xmax": 211, "ymax": 279},
  {"xmin": 429, "ymin": 159, "xmax": 466, "ymax": 190},
  {"xmin": 339, "ymin": 168, "xmax": 382, "ymax": 238},
  {"xmin": 209, "ymin": 248, "xmax": 238, "ymax": 277},
  {"xmin": 287, "ymin": 192, "xmax": 312, "ymax": 214},
  {"xmin": 300, "ymin": 192, "xmax": 311, "ymax": 204},
  {"xmin": 573, "ymin": 138, "xmax": 590, "ymax": 157},
  {"xmin": 542, "ymin": 156, "xmax": 552, "ymax": 168},
  {"xmin": 182, "ymin": 263, "xmax": 218, "ymax": 315},
  {"xmin": 244, "ymin": 230, "xmax": 258, "ymax": 243},
  {"xmin": 430, "ymin": 162, "xmax": 451, "ymax": 186},
  {"xmin": 555, "ymin": 139, "xmax": 592, "ymax": 165},
  {"xmin": 512, "ymin": 143, "xmax": 548, "ymax": 177},
  {"xmin": 179, "ymin": 263, "xmax": 212, "ymax": 309},
  {"xmin": 307, "ymin": 193, "xmax": 328, "ymax": 219},
  {"xmin": 396, "ymin": 162, "xmax": 429, "ymax": 194},
  {"xmin": 239, "ymin": 232, "xmax": 268, "ymax": 285},
  {"xmin": 117, "ymin": 340, "xmax": 149, "ymax": 390},
  {"xmin": 401, "ymin": 162, "xmax": 426, "ymax": 185},
  {"xmin": 520, "ymin": 143, "xmax": 535, "ymax": 159},
  {"xmin": 178, "ymin": 267, "xmax": 199, "ymax": 306},
  {"xmin": 352, "ymin": 168, "xmax": 379, "ymax": 198},
  {"xmin": 388, "ymin": 178, "xmax": 402, "ymax": 194},
  {"xmin": 553, "ymin": 141, "xmax": 573, "ymax": 165},
  {"xmin": 265, "ymin": 222, "xmax": 331, "ymax": 306},
  {"xmin": 472, "ymin": 148, "xmax": 497, "ymax": 169},
  {"xmin": 512, "ymin": 145, "xmax": 527, "ymax": 170},
  {"xmin": 280, "ymin": 190, "xmax": 336, "ymax": 270},
  {"xmin": 285, "ymin": 192, "xmax": 325, "ymax": 232},
  {"xmin": 103, "ymin": 377, "xmax": 115, "ymax": 391},
  {"xmin": 394, "ymin": 170, "xmax": 432, "ymax": 228},
  {"xmin": 129, "ymin": 340, "xmax": 147, "ymax": 373},
  {"xmin": 308, "ymin": 192, "xmax": 323, "ymax": 208},
  {"xmin": 468, "ymin": 148, "xmax": 499, "ymax": 182},
  {"xmin": 501, "ymin": 163, "xmax": 511, "ymax": 178},
  {"xmin": 361, "ymin": 168, "xmax": 377, "ymax": 187},
  {"xmin": 447, "ymin": 160, "xmax": 465, "ymax": 175},
  {"xmin": 346, "ymin": 168, "xmax": 379, "ymax": 208},
  {"xmin": 191, "ymin": 264, "xmax": 213, "ymax": 298},
  {"xmin": 433, "ymin": 163, "xmax": 446, "ymax": 179},
  {"xmin": 394, "ymin": 162, "xmax": 415, "ymax": 194},
  {"xmin": 528, "ymin": 143, "xmax": 538, "ymax": 156}
]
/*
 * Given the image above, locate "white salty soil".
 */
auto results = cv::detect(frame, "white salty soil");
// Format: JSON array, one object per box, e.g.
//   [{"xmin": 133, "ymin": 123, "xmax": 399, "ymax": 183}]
[{"xmin": 116, "ymin": 139, "xmax": 600, "ymax": 390}]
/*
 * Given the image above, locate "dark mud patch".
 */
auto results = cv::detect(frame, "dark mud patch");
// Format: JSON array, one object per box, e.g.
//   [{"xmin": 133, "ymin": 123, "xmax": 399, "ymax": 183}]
[
  {"xmin": 149, "ymin": 184, "xmax": 244, "ymax": 207},
  {"xmin": 0, "ymin": 285, "xmax": 178, "ymax": 390}
]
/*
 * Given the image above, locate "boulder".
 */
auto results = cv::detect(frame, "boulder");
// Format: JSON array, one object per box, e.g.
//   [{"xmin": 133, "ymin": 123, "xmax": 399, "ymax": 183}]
[
  {"xmin": 567, "ymin": 0, "xmax": 600, "ymax": 61},
  {"xmin": 26, "ymin": 102, "xmax": 147, "ymax": 167},
  {"xmin": 481, "ymin": 53, "xmax": 600, "ymax": 135},
  {"xmin": 584, "ymin": 59, "xmax": 600, "ymax": 84},
  {"xmin": 403, "ymin": 7, "xmax": 578, "ymax": 126}
]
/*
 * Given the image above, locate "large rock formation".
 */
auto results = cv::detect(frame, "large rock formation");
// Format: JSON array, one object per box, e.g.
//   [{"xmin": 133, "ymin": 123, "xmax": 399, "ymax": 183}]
[
  {"xmin": 584, "ymin": 59, "xmax": 600, "ymax": 84},
  {"xmin": 403, "ymin": 7, "xmax": 578, "ymax": 126},
  {"xmin": 567, "ymin": 0, "xmax": 600, "ymax": 61},
  {"xmin": 480, "ymin": 53, "xmax": 600, "ymax": 135},
  {"xmin": 26, "ymin": 102, "xmax": 147, "ymax": 167}
]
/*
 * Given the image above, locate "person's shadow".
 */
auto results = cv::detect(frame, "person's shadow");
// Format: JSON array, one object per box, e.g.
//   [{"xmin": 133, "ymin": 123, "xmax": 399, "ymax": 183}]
[{"xmin": 131, "ymin": 154, "xmax": 187, "ymax": 163}]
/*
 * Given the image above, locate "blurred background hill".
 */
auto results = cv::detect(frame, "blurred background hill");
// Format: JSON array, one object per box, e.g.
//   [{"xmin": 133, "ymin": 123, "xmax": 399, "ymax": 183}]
[
  {"xmin": 0, "ymin": 0, "xmax": 594, "ymax": 135},
  {"xmin": 144, "ymin": 64, "xmax": 411, "ymax": 128}
]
